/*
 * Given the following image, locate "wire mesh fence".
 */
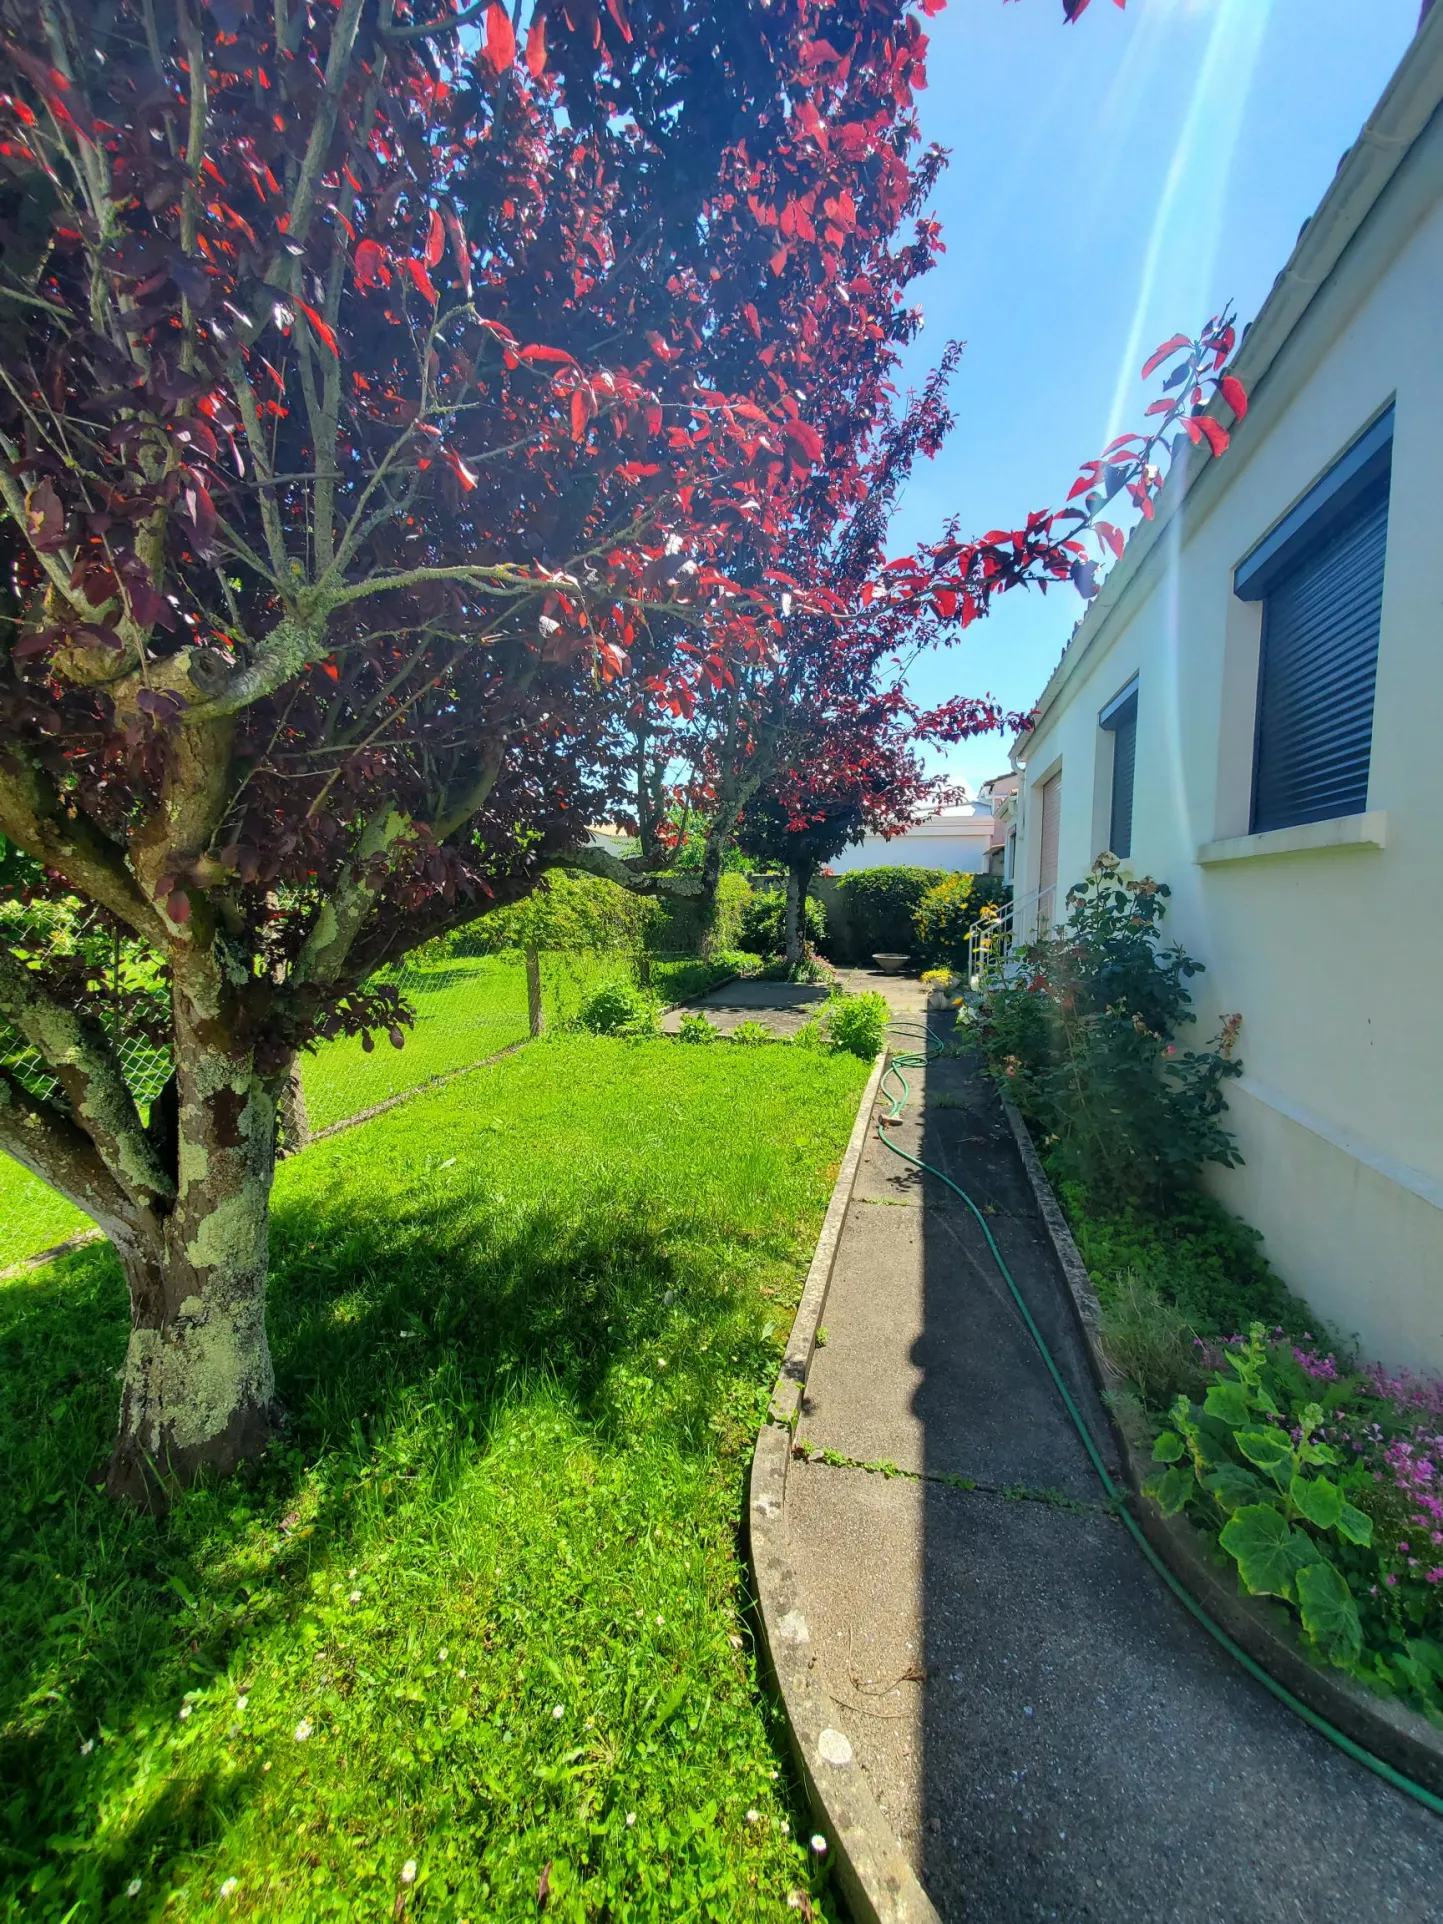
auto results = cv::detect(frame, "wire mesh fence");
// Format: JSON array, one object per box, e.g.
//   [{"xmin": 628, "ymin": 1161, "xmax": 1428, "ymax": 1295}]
[{"xmin": 0, "ymin": 942, "xmax": 648, "ymax": 1273}]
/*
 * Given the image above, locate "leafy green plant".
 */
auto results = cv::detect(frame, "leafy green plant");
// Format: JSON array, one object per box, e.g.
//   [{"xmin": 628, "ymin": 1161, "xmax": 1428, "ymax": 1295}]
[
  {"xmin": 1060, "ymin": 1181, "xmax": 1304, "ymax": 1343},
  {"xmin": 832, "ymin": 867, "xmax": 945, "ymax": 962},
  {"xmin": 578, "ymin": 981, "xmax": 655, "ymax": 1037},
  {"xmin": 912, "ymin": 873, "xmax": 1010, "ymax": 969},
  {"xmin": 975, "ymin": 859, "xmax": 1243, "ymax": 1207},
  {"xmin": 1147, "ymin": 1325, "xmax": 1377, "ymax": 1667},
  {"xmin": 729, "ymin": 1020, "xmax": 776, "ymax": 1047},
  {"xmin": 677, "ymin": 1013, "xmax": 721, "ymax": 1045},
  {"xmin": 822, "ymin": 991, "xmax": 889, "ymax": 1061}
]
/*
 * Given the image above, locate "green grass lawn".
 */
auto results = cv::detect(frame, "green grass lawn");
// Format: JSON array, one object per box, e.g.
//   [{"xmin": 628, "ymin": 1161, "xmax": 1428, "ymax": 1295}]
[
  {"xmin": 0, "ymin": 1035, "xmax": 868, "ymax": 1921},
  {"xmin": 0, "ymin": 953, "xmax": 629, "ymax": 1266}
]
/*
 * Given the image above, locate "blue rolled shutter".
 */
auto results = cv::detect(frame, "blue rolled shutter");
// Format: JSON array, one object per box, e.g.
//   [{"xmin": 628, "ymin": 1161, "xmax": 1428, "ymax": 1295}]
[
  {"xmin": 1251, "ymin": 488, "xmax": 1388, "ymax": 834},
  {"xmin": 1108, "ymin": 705, "xmax": 1137, "ymax": 858}
]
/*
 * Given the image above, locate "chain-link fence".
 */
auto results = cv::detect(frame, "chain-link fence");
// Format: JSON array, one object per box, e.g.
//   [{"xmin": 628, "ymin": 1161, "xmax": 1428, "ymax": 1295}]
[{"xmin": 1, "ymin": 942, "xmax": 640, "ymax": 1272}]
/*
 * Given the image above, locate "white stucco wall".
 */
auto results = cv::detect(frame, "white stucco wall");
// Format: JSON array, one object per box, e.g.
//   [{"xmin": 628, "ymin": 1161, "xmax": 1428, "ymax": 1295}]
[
  {"xmin": 828, "ymin": 810, "xmax": 994, "ymax": 875},
  {"xmin": 1010, "ymin": 67, "xmax": 1443, "ymax": 1369}
]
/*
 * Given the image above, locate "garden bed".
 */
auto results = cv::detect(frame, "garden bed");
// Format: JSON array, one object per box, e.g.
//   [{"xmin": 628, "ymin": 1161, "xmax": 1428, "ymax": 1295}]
[{"xmin": 1, "ymin": 1036, "xmax": 869, "ymax": 1920}]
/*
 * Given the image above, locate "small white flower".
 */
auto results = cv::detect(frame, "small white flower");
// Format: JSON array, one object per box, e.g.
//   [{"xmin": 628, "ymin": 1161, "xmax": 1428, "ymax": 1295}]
[
  {"xmin": 655, "ymin": 1614, "xmax": 664, "ymax": 1626},
  {"xmin": 294, "ymin": 1719, "xmax": 312, "ymax": 1742},
  {"xmin": 438, "ymin": 1648, "xmax": 448, "ymax": 1662},
  {"xmin": 458, "ymin": 1668, "xmax": 466, "ymax": 1679},
  {"xmin": 349, "ymin": 1590, "xmax": 361, "ymax": 1604},
  {"xmin": 262, "ymin": 1761, "xmax": 272, "ymax": 1772},
  {"xmin": 349, "ymin": 1567, "xmax": 358, "ymax": 1579},
  {"xmin": 745, "ymin": 1809, "xmax": 760, "ymax": 1826},
  {"xmin": 728, "ymin": 1634, "xmax": 743, "ymax": 1650},
  {"xmin": 663, "ymin": 1289, "xmax": 675, "ymax": 1306},
  {"xmin": 810, "ymin": 1833, "xmax": 828, "ymax": 1856},
  {"xmin": 126, "ymin": 1879, "xmax": 143, "ymax": 1897},
  {"xmin": 552, "ymin": 1704, "xmax": 564, "ymax": 1720},
  {"xmin": 400, "ymin": 1859, "xmax": 418, "ymax": 1886},
  {"xmin": 219, "ymin": 1877, "xmax": 239, "ymax": 1899},
  {"xmin": 178, "ymin": 1704, "xmax": 192, "ymax": 1721},
  {"xmin": 625, "ymin": 1812, "xmax": 636, "ymax": 1828},
  {"xmin": 236, "ymin": 1694, "xmax": 248, "ymax": 1711},
  {"xmin": 80, "ymin": 1738, "xmax": 94, "ymax": 1756},
  {"xmin": 780, "ymin": 1819, "xmax": 790, "ymax": 1833}
]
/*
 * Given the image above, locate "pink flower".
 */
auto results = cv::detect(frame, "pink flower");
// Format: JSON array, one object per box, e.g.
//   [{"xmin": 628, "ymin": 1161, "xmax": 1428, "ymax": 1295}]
[{"xmin": 1426, "ymin": 1568, "xmax": 1443, "ymax": 1585}]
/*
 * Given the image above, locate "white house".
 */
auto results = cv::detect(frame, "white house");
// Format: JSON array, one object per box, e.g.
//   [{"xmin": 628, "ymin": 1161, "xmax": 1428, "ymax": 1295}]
[
  {"xmin": 827, "ymin": 797, "xmax": 997, "ymax": 875},
  {"xmin": 1007, "ymin": 10, "xmax": 1443, "ymax": 1370}
]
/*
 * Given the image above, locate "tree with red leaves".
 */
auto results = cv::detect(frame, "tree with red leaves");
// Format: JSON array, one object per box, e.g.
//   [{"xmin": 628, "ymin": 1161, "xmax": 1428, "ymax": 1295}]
[{"xmin": 0, "ymin": 0, "xmax": 1243, "ymax": 1502}]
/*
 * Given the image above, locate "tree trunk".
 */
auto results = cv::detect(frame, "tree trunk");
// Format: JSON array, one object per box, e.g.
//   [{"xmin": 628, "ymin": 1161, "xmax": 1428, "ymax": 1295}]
[
  {"xmin": 106, "ymin": 996, "xmax": 281, "ymax": 1508},
  {"xmin": 784, "ymin": 860, "xmax": 814, "ymax": 974},
  {"xmin": 526, "ymin": 945, "xmax": 544, "ymax": 1037}
]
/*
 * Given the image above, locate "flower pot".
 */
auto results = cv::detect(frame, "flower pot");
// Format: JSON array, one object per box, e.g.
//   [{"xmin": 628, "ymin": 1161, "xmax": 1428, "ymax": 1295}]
[
  {"xmin": 872, "ymin": 952, "xmax": 909, "ymax": 975},
  {"xmin": 927, "ymin": 989, "xmax": 952, "ymax": 1011}
]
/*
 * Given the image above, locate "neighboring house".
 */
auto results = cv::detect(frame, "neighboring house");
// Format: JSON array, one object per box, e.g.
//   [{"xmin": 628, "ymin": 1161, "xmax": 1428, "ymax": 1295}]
[
  {"xmin": 1007, "ymin": 12, "xmax": 1443, "ymax": 1370},
  {"xmin": 979, "ymin": 772, "xmax": 1019, "ymax": 879},
  {"xmin": 826, "ymin": 797, "xmax": 997, "ymax": 875}
]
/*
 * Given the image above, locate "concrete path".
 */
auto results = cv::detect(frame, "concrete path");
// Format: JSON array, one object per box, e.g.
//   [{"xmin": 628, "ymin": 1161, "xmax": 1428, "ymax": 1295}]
[
  {"xmin": 658, "ymin": 965, "xmax": 903, "ymax": 1038},
  {"xmin": 783, "ymin": 985, "xmax": 1443, "ymax": 1921}
]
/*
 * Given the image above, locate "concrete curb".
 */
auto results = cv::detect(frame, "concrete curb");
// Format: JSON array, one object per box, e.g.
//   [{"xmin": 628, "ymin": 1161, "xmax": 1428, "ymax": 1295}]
[
  {"xmin": 1000, "ymin": 1095, "xmax": 1443, "ymax": 1800},
  {"xmin": 748, "ymin": 1052, "xmax": 942, "ymax": 1924}
]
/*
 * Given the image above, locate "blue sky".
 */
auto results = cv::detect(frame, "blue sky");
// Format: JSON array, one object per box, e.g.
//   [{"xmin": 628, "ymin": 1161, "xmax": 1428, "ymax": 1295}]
[{"xmin": 890, "ymin": 0, "xmax": 1420, "ymax": 796}]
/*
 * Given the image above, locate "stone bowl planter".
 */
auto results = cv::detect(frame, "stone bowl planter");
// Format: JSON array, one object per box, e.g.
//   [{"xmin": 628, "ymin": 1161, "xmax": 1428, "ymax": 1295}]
[
  {"xmin": 927, "ymin": 988, "xmax": 953, "ymax": 1011},
  {"xmin": 871, "ymin": 952, "xmax": 910, "ymax": 974}
]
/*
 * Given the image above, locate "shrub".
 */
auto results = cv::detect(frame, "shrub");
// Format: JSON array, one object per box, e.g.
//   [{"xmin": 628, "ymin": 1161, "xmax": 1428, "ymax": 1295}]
[
  {"xmin": 649, "ymin": 871, "xmax": 754, "ymax": 957},
  {"xmin": 832, "ymin": 867, "xmax": 946, "ymax": 962},
  {"xmin": 912, "ymin": 872, "xmax": 1011, "ymax": 969},
  {"xmin": 823, "ymin": 990, "xmax": 890, "ymax": 1061},
  {"xmin": 676, "ymin": 1013, "xmax": 720, "ymax": 1045},
  {"xmin": 577, "ymin": 981, "xmax": 654, "ymax": 1036},
  {"xmin": 738, "ymin": 888, "xmax": 825, "ymax": 958},
  {"xmin": 443, "ymin": 871, "xmax": 656, "ymax": 960},
  {"xmin": 975, "ymin": 858, "xmax": 1242, "ymax": 1207}
]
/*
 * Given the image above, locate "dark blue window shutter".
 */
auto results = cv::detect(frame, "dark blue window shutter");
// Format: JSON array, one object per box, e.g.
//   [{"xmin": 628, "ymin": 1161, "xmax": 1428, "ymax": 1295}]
[
  {"xmin": 1251, "ymin": 487, "xmax": 1388, "ymax": 834},
  {"xmin": 1109, "ymin": 707, "xmax": 1136, "ymax": 858}
]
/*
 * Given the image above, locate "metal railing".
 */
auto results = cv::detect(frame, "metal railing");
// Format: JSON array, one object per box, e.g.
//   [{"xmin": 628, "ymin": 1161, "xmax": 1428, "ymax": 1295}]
[{"xmin": 965, "ymin": 884, "xmax": 1057, "ymax": 991}]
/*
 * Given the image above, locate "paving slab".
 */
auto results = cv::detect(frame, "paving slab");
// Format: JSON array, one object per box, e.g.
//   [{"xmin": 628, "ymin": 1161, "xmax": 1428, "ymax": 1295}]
[{"xmin": 780, "ymin": 1032, "xmax": 1443, "ymax": 1921}]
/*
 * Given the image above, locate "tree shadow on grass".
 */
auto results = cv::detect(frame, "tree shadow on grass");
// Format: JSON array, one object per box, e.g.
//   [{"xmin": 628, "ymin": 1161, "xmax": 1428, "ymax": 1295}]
[{"xmin": 0, "ymin": 1176, "xmax": 774, "ymax": 1908}]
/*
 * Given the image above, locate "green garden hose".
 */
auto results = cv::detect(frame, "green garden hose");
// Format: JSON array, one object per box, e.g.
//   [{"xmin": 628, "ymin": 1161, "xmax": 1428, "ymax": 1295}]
[{"xmin": 873, "ymin": 1019, "xmax": 1443, "ymax": 1821}]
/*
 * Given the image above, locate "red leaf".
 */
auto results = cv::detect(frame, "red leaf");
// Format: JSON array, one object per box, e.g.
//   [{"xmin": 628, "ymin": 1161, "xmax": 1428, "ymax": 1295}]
[
  {"xmin": 443, "ymin": 445, "xmax": 477, "ymax": 490},
  {"xmin": 525, "ymin": 13, "xmax": 547, "ymax": 77},
  {"xmin": 400, "ymin": 258, "xmax": 439, "ymax": 304},
  {"xmin": 570, "ymin": 390, "xmax": 589, "ymax": 442},
  {"xmin": 425, "ymin": 209, "xmax": 445, "ymax": 269},
  {"xmin": 605, "ymin": 0, "xmax": 633, "ymax": 40},
  {"xmin": 1194, "ymin": 415, "xmax": 1230, "ymax": 458},
  {"xmin": 1218, "ymin": 374, "xmax": 1248, "ymax": 420},
  {"xmin": 354, "ymin": 238, "xmax": 391, "ymax": 289},
  {"xmin": 1096, "ymin": 521, "xmax": 1125, "ymax": 560},
  {"xmin": 1141, "ymin": 334, "xmax": 1190, "ymax": 381},
  {"xmin": 299, "ymin": 300, "xmax": 339, "ymax": 356},
  {"xmin": 519, "ymin": 343, "xmax": 576, "ymax": 367},
  {"xmin": 781, "ymin": 420, "xmax": 824, "ymax": 465},
  {"xmin": 484, "ymin": 3, "xmax": 516, "ymax": 73},
  {"xmin": 166, "ymin": 889, "xmax": 192, "ymax": 926}
]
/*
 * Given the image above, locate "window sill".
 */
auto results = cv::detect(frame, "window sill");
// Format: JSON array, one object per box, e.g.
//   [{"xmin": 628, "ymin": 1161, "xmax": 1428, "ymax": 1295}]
[{"xmin": 1196, "ymin": 810, "xmax": 1388, "ymax": 867}]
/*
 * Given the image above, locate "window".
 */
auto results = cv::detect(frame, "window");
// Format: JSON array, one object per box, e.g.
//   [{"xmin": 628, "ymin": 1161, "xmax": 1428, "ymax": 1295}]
[
  {"xmin": 1236, "ymin": 408, "xmax": 1393, "ymax": 834},
  {"xmin": 1099, "ymin": 679, "xmax": 1138, "ymax": 859}
]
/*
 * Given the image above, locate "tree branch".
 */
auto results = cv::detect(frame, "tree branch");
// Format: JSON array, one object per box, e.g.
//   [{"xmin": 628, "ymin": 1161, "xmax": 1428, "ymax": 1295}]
[
  {"xmin": 0, "ymin": 756, "xmax": 168, "ymax": 943},
  {"xmin": 0, "ymin": 1064, "xmax": 140, "ymax": 1244},
  {"xmin": 0, "ymin": 945, "xmax": 175, "ymax": 1211}
]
